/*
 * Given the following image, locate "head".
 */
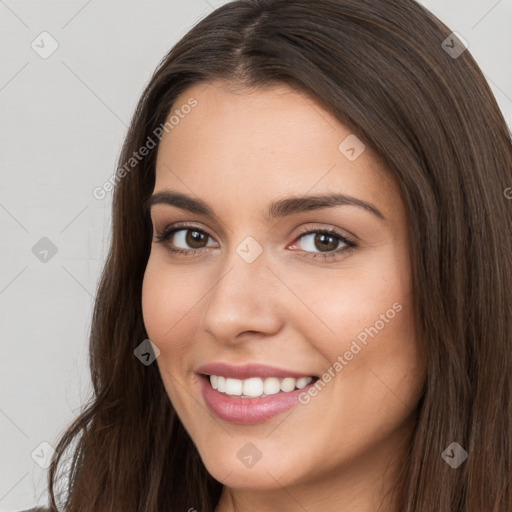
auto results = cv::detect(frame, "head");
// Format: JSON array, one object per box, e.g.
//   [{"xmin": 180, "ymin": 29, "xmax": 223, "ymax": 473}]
[
  {"xmin": 142, "ymin": 78, "xmax": 423, "ymax": 509},
  {"xmin": 49, "ymin": 1, "xmax": 512, "ymax": 512}
]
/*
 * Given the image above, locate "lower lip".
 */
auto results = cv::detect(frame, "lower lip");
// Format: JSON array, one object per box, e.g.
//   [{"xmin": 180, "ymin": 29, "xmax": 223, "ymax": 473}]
[{"xmin": 198, "ymin": 374, "xmax": 317, "ymax": 424}]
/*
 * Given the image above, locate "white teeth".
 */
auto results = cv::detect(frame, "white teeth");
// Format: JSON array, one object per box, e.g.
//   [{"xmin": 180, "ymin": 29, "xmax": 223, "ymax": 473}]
[
  {"xmin": 217, "ymin": 376, "xmax": 226, "ymax": 393},
  {"xmin": 243, "ymin": 377, "xmax": 264, "ymax": 397},
  {"xmin": 225, "ymin": 377, "xmax": 243, "ymax": 396},
  {"xmin": 263, "ymin": 377, "xmax": 281, "ymax": 395},
  {"xmin": 296, "ymin": 377, "xmax": 311, "ymax": 389},
  {"xmin": 208, "ymin": 375, "xmax": 313, "ymax": 397},
  {"xmin": 280, "ymin": 377, "xmax": 296, "ymax": 392}
]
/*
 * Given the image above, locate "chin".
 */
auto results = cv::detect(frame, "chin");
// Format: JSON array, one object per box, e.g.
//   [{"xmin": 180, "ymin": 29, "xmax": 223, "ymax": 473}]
[{"xmin": 197, "ymin": 445, "xmax": 299, "ymax": 489}]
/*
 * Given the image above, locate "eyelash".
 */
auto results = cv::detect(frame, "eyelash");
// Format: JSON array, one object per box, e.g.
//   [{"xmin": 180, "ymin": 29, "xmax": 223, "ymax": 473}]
[{"xmin": 153, "ymin": 222, "xmax": 357, "ymax": 260}]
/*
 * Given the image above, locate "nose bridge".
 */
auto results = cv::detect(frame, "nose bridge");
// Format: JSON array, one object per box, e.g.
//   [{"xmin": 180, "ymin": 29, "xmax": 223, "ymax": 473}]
[{"xmin": 200, "ymin": 233, "xmax": 282, "ymax": 341}]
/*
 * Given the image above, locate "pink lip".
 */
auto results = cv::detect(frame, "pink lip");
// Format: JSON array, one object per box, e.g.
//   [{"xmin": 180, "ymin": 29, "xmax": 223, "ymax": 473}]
[
  {"xmin": 195, "ymin": 362, "xmax": 317, "ymax": 380},
  {"xmin": 196, "ymin": 363, "xmax": 318, "ymax": 424},
  {"xmin": 199, "ymin": 375, "xmax": 314, "ymax": 424}
]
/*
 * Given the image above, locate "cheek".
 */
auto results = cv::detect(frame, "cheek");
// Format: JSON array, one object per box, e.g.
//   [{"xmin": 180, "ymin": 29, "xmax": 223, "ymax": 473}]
[
  {"xmin": 141, "ymin": 260, "xmax": 199, "ymax": 409},
  {"xmin": 287, "ymin": 251, "xmax": 411, "ymax": 354},
  {"xmin": 141, "ymin": 258, "xmax": 203, "ymax": 344},
  {"xmin": 288, "ymin": 248, "xmax": 422, "ymax": 403}
]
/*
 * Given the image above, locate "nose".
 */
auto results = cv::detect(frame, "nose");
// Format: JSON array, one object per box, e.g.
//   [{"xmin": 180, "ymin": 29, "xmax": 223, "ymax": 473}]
[{"xmin": 200, "ymin": 245, "xmax": 283, "ymax": 345}]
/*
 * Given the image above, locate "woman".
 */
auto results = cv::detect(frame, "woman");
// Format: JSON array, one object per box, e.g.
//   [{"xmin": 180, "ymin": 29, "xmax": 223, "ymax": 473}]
[{"xmin": 25, "ymin": 0, "xmax": 512, "ymax": 511}]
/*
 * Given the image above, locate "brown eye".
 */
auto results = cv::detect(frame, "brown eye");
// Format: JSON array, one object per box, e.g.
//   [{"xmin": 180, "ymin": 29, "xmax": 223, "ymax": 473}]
[
  {"xmin": 155, "ymin": 224, "xmax": 357, "ymax": 261},
  {"xmin": 184, "ymin": 229, "xmax": 209, "ymax": 249},
  {"xmin": 290, "ymin": 228, "xmax": 357, "ymax": 260},
  {"xmin": 154, "ymin": 226, "xmax": 217, "ymax": 253},
  {"xmin": 312, "ymin": 233, "xmax": 339, "ymax": 252},
  {"xmin": 295, "ymin": 229, "xmax": 349, "ymax": 254}
]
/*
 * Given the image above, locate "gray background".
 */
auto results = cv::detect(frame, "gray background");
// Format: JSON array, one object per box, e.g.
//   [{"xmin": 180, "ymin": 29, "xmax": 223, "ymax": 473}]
[{"xmin": 1, "ymin": 1, "xmax": 511, "ymax": 510}]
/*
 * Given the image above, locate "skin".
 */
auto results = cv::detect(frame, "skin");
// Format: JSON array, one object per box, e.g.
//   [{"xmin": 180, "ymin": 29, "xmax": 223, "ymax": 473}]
[{"xmin": 141, "ymin": 80, "xmax": 427, "ymax": 512}]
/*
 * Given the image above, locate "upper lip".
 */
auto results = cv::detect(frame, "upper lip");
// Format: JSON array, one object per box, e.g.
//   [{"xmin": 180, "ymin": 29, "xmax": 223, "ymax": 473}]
[{"xmin": 195, "ymin": 362, "xmax": 318, "ymax": 380}]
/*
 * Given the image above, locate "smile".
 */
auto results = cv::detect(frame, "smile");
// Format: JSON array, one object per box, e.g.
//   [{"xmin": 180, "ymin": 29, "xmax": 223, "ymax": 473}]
[
  {"xmin": 209, "ymin": 375, "xmax": 314, "ymax": 398},
  {"xmin": 196, "ymin": 364, "xmax": 320, "ymax": 424}
]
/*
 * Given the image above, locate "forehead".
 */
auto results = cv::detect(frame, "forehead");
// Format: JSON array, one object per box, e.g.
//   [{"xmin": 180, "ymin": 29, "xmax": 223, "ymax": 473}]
[{"xmin": 154, "ymin": 81, "xmax": 399, "ymax": 220}]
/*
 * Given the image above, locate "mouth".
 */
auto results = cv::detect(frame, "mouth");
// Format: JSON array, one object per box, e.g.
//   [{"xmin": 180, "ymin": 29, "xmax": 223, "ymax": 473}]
[
  {"xmin": 202, "ymin": 374, "xmax": 319, "ymax": 398},
  {"xmin": 197, "ymin": 371, "xmax": 320, "ymax": 424}
]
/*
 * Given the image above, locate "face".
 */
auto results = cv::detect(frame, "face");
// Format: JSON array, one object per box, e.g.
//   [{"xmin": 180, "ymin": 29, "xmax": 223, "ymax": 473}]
[{"xmin": 142, "ymin": 81, "xmax": 426, "ymax": 501}]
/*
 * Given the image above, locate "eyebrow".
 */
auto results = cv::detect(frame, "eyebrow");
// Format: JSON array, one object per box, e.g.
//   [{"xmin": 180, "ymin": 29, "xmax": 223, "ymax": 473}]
[{"xmin": 144, "ymin": 189, "xmax": 386, "ymax": 221}]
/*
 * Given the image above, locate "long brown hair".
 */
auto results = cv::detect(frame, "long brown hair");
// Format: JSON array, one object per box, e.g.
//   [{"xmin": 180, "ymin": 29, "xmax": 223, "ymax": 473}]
[{"xmin": 46, "ymin": 1, "xmax": 512, "ymax": 510}]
